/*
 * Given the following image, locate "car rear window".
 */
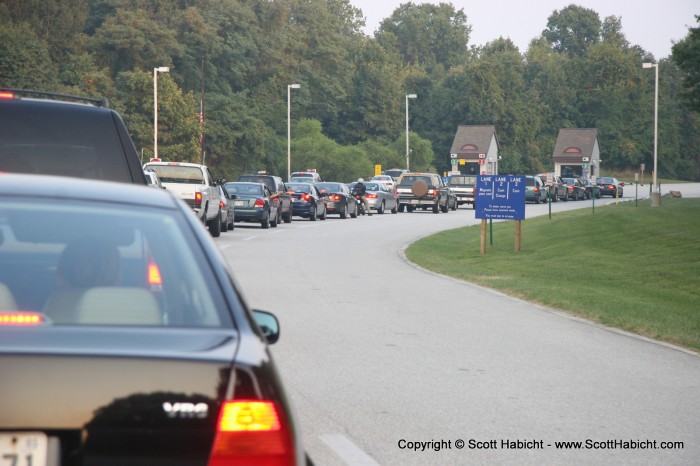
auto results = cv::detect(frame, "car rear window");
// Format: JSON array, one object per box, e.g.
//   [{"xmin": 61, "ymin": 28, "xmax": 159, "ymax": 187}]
[
  {"xmin": 0, "ymin": 102, "xmax": 133, "ymax": 182},
  {"xmin": 286, "ymin": 183, "xmax": 312, "ymax": 193},
  {"xmin": 0, "ymin": 197, "xmax": 231, "ymax": 328},
  {"xmin": 146, "ymin": 165, "xmax": 204, "ymax": 184}
]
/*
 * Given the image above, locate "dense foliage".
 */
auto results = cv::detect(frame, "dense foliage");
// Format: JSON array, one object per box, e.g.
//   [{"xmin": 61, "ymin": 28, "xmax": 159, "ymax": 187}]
[{"xmin": 1, "ymin": 1, "xmax": 698, "ymax": 181}]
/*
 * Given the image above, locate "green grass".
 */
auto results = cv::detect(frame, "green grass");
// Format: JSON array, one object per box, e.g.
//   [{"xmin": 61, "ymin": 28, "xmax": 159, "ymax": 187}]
[{"xmin": 405, "ymin": 198, "xmax": 700, "ymax": 352}]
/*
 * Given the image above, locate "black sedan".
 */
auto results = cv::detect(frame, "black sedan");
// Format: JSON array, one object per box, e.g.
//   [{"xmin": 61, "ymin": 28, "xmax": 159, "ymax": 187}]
[
  {"xmin": 224, "ymin": 181, "xmax": 280, "ymax": 228},
  {"xmin": 562, "ymin": 177, "xmax": 586, "ymax": 200},
  {"xmin": 0, "ymin": 173, "xmax": 306, "ymax": 465},
  {"xmin": 315, "ymin": 182, "xmax": 358, "ymax": 219},
  {"xmin": 597, "ymin": 176, "xmax": 624, "ymax": 198},
  {"xmin": 286, "ymin": 182, "xmax": 327, "ymax": 221}
]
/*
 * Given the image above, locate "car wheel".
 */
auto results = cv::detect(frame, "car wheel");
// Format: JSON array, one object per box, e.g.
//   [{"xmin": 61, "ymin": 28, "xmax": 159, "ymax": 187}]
[
  {"xmin": 377, "ymin": 201, "xmax": 385, "ymax": 214},
  {"xmin": 270, "ymin": 210, "xmax": 279, "ymax": 228},
  {"xmin": 398, "ymin": 204, "xmax": 405, "ymax": 213},
  {"xmin": 309, "ymin": 205, "xmax": 317, "ymax": 221},
  {"xmin": 406, "ymin": 205, "xmax": 414, "ymax": 212},
  {"xmin": 433, "ymin": 201, "xmax": 440, "ymax": 213},
  {"xmin": 209, "ymin": 210, "xmax": 222, "ymax": 237},
  {"xmin": 391, "ymin": 203, "xmax": 398, "ymax": 214},
  {"xmin": 451, "ymin": 198, "xmax": 457, "ymax": 210},
  {"xmin": 283, "ymin": 206, "xmax": 293, "ymax": 223},
  {"xmin": 340, "ymin": 204, "xmax": 347, "ymax": 219},
  {"xmin": 221, "ymin": 216, "xmax": 228, "ymax": 232},
  {"xmin": 228, "ymin": 213, "xmax": 234, "ymax": 230},
  {"xmin": 261, "ymin": 210, "xmax": 270, "ymax": 229},
  {"xmin": 350, "ymin": 202, "xmax": 358, "ymax": 218},
  {"xmin": 319, "ymin": 205, "xmax": 327, "ymax": 220},
  {"xmin": 535, "ymin": 195, "xmax": 541, "ymax": 204},
  {"xmin": 619, "ymin": 189, "xmax": 623, "ymax": 198}
]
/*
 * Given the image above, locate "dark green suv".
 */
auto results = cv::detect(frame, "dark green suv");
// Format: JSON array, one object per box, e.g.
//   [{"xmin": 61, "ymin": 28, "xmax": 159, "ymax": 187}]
[{"xmin": 0, "ymin": 89, "xmax": 146, "ymax": 184}]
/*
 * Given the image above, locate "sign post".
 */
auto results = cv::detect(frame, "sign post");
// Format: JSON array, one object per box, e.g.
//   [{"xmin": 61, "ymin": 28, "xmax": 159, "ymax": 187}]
[{"xmin": 475, "ymin": 175, "xmax": 526, "ymax": 254}]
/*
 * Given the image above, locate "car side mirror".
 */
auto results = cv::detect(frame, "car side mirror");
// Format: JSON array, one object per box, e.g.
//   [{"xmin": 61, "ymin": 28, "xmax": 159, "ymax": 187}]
[{"xmin": 252, "ymin": 309, "xmax": 280, "ymax": 344}]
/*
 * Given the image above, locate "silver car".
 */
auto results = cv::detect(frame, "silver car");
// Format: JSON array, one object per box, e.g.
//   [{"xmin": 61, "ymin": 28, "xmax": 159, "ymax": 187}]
[{"xmin": 364, "ymin": 181, "xmax": 398, "ymax": 214}]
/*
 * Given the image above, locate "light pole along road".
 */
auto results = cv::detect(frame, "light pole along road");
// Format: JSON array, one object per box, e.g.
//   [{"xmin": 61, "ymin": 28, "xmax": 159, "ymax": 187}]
[{"xmin": 216, "ymin": 188, "xmax": 700, "ymax": 465}]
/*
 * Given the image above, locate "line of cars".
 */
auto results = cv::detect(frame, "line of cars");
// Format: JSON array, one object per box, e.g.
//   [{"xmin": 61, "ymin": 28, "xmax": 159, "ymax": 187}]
[
  {"xmin": 0, "ymin": 89, "xmax": 308, "ymax": 464},
  {"xmin": 529, "ymin": 173, "xmax": 625, "ymax": 203}
]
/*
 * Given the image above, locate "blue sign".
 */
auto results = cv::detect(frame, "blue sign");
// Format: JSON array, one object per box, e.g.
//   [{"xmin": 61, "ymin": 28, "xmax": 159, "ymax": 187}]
[{"xmin": 475, "ymin": 175, "xmax": 526, "ymax": 220}]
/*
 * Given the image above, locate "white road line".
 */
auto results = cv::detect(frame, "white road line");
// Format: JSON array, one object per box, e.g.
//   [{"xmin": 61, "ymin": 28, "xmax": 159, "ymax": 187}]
[
  {"xmin": 242, "ymin": 235, "xmax": 259, "ymax": 241},
  {"xmin": 319, "ymin": 434, "xmax": 380, "ymax": 466}
]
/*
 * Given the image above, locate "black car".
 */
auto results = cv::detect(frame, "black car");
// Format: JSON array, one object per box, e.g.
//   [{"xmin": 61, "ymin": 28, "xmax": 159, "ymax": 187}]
[
  {"xmin": 562, "ymin": 177, "xmax": 586, "ymax": 200},
  {"xmin": 0, "ymin": 173, "xmax": 306, "ymax": 465},
  {"xmin": 315, "ymin": 182, "xmax": 358, "ymax": 218},
  {"xmin": 286, "ymin": 182, "xmax": 327, "ymax": 220},
  {"xmin": 237, "ymin": 173, "xmax": 293, "ymax": 223},
  {"xmin": 0, "ymin": 89, "xmax": 146, "ymax": 184},
  {"xmin": 597, "ymin": 176, "xmax": 624, "ymax": 198},
  {"xmin": 224, "ymin": 181, "xmax": 280, "ymax": 228},
  {"xmin": 578, "ymin": 178, "xmax": 601, "ymax": 199}
]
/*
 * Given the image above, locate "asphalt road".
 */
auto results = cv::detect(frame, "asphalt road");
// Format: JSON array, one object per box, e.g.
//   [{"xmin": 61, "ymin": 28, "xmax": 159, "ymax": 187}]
[{"xmin": 216, "ymin": 183, "xmax": 700, "ymax": 465}]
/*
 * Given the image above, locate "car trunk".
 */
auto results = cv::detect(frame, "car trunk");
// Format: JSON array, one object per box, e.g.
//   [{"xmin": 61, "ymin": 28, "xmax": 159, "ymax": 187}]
[{"xmin": 0, "ymin": 326, "xmax": 238, "ymax": 466}]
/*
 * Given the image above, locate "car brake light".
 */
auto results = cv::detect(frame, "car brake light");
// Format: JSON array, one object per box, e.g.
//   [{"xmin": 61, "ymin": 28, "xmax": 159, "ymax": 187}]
[
  {"xmin": 254, "ymin": 198, "xmax": 265, "ymax": 207},
  {"xmin": 0, "ymin": 312, "xmax": 43, "ymax": 326},
  {"xmin": 147, "ymin": 262, "xmax": 162, "ymax": 285},
  {"xmin": 0, "ymin": 91, "xmax": 15, "ymax": 100},
  {"xmin": 432, "ymin": 189, "xmax": 438, "ymax": 197},
  {"xmin": 208, "ymin": 400, "xmax": 294, "ymax": 466},
  {"xmin": 366, "ymin": 193, "xmax": 378, "ymax": 199},
  {"xmin": 219, "ymin": 201, "xmax": 225, "ymax": 208},
  {"xmin": 195, "ymin": 192, "xmax": 203, "ymax": 206},
  {"xmin": 330, "ymin": 194, "xmax": 341, "ymax": 201},
  {"xmin": 301, "ymin": 193, "xmax": 311, "ymax": 202}
]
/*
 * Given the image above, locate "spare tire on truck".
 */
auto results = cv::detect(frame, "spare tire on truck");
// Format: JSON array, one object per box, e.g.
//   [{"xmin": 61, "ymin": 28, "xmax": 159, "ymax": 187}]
[{"xmin": 411, "ymin": 180, "xmax": 429, "ymax": 197}]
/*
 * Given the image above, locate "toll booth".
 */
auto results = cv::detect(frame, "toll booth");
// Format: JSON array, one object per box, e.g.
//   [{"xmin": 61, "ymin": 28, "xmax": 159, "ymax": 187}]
[
  {"xmin": 552, "ymin": 128, "xmax": 601, "ymax": 179},
  {"xmin": 449, "ymin": 125, "xmax": 500, "ymax": 176}
]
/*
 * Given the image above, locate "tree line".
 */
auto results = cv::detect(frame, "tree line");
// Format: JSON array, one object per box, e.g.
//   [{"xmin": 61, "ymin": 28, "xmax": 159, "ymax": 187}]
[{"xmin": 1, "ymin": 0, "xmax": 698, "ymax": 181}]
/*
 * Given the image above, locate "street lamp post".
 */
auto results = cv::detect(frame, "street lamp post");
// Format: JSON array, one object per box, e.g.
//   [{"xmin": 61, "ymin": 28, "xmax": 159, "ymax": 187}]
[
  {"xmin": 153, "ymin": 66, "xmax": 169, "ymax": 161},
  {"xmin": 405, "ymin": 94, "xmax": 417, "ymax": 170},
  {"xmin": 642, "ymin": 62, "xmax": 660, "ymax": 206},
  {"xmin": 287, "ymin": 84, "xmax": 301, "ymax": 181}
]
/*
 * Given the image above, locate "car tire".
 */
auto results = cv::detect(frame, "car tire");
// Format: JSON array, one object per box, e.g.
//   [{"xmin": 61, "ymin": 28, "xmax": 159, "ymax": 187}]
[
  {"xmin": 209, "ymin": 210, "xmax": 222, "ymax": 237},
  {"xmin": 406, "ymin": 205, "xmax": 414, "ymax": 212},
  {"xmin": 319, "ymin": 205, "xmax": 327, "ymax": 220},
  {"xmin": 261, "ymin": 210, "xmax": 270, "ymax": 229},
  {"xmin": 350, "ymin": 203, "xmax": 358, "ymax": 218},
  {"xmin": 340, "ymin": 204, "xmax": 347, "ymax": 219},
  {"xmin": 283, "ymin": 207, "xmax": 293, "ymax": 223},
  {"xmin": 270, "ymin": 210, "xmax": 279, "ymax": 228},
  {"xmin": 377, "ymin": 201, "xmax": 385, "ymax": 214},
  {"xmin": 391, "ymin": 203, "xmax": 398, "ymax": 214},
  {"xmin": 309, "ymin": 205, "xmax": 317, "ymax": 221},
  {"xmin": 433, "ymin": 201, "xmax": 440, "ymax": 214}
]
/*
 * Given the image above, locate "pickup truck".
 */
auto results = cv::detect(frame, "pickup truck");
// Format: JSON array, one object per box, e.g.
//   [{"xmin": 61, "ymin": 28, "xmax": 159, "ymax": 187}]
[
  {"xmin": 396, "ymin": 172, "xmax": 455, "ymax": 213},
  {"xmin": 446, "ymin": 174, "xmax": 477, "ymax": 209},
  {"xmin": 142, "ymin": 161, "xmax": 222, "ymax": 236}
]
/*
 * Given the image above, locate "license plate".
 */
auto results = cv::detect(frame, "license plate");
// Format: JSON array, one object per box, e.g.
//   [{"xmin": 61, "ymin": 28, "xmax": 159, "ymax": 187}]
[
  {"xmin": 327, "ymin": 202, "xmax": 335, "ymax": 208},
  {"xmin": 0, "ymin": 432, "xmax": 47, "ymax": 466},
  {"xmin": 234, "ymin": 200, "xmax": 245, "ymax": 206},
  {"xmin": 411, "ymin": 200, "xmax": 419, "ymax": 205}
]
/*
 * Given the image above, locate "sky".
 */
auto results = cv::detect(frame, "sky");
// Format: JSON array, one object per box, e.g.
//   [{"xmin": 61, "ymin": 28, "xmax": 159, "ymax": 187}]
[{"xmin": 348, "ymin": 0, "xmax": 698, "ymax": 59}]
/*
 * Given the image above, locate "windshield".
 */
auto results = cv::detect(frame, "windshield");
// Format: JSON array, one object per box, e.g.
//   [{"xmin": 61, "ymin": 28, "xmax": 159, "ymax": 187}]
[{"xmin": 225, "ymin": 182, "xmax": 263, "ymax": 196}]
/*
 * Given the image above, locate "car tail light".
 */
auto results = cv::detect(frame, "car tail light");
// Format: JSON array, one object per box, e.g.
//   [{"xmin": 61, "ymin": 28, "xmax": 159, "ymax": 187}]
[
  {"xmin": 208, "ymin": 400, "xmax": 294, "ymax": 466},
  {"xmin": 0, "ymin": 312, "xmax": 43, "ymax": 326},
  {"xmin": 431, "ymin": 189, "xmax": 438, "ymax": 197},
  {"xmin": 366, "ymin": 193, "xmax": 378, "ymax": 199},
  {"xmin": 147, "ymin": 262, "xmax": 163, "ymax": 286},
  {"xmin": 330, "ymin": 194, "xmax": 341, "ymax": 201},
  {"xmin": 219, "ymin": 200, "xmax": 225, "ymax": 208},
  {"xmin": 534, "ymin": 187, "xmax": 540, "ymax": 193},
  {"xmin": 254, "ymin": 198, "xmax": 265, "ymax": 208},
  {"xmin": 0, "ymin": 91, "xmax": 15, "ymax": 100},
  {"xmin": 301, "ymin": 193, "xmax": 311, "ymax": 202},
  {"xmin": 195, "ymin": 192, "xmax": 203, "ymax": 206}
]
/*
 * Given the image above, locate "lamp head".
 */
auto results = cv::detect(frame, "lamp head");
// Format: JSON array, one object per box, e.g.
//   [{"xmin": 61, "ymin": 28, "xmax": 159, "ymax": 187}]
[
  {"xmin": 289, "ymin": 84, "xmax": 301, "ymax": 89},
  {"xmin": 156, "ymin": 66, "xmax": 170, "ymax": 73},
  {"xmin": 642, "ymin": 63, "xmax": 654, "ymax": 69},
  {"xmin": 407, "ymin": 94, "xmax": 417, "ymax": 99}
]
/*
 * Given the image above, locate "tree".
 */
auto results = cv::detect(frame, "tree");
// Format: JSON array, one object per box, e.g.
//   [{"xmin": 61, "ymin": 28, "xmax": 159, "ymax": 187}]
[
  {"xmin": 376, "ymin": 2, "xmax": 470, "ymax": 70},
  {"xmin": 0, "ymin": 22, "xmax": 57, "ymax": 89},
  {"xmin": 672, "ymin": 15, "xmax": 700, "ymax": 113},
  {"xmin": 542, "ymin": 4, "xmax": 601, "ymax": 56}
]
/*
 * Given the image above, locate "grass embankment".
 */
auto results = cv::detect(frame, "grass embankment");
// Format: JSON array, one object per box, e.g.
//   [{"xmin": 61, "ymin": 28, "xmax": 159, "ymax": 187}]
[{"xmin": 405, "ymin": 198, "xmax": 700, "ymax": 352}]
